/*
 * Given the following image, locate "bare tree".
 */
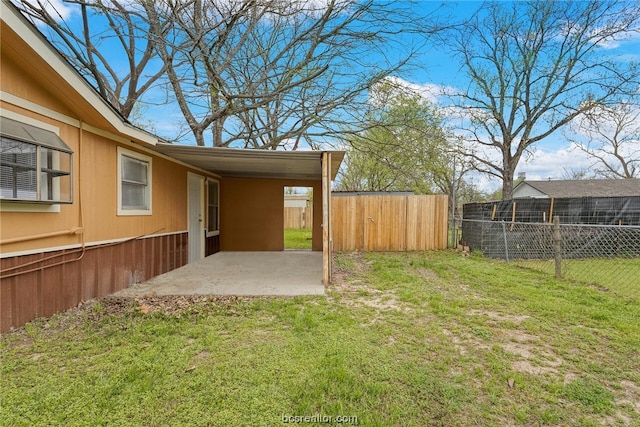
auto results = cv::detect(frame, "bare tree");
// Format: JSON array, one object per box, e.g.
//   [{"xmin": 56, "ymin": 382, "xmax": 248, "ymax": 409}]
[
  {"xmin": 14, "ymin": 0, "xmax": 168, "ymax": 121},
  {"xmin": 17, "ymin": 0, "xmax": 436, "ymax": 147},
  {"xmin": 143, "ymin": 0, "xmax": 430, "ymax": 147},
  {"xmin": 560, "ymin": 166, "xmax": 595, "ymax": 180},
  {"xmin": 439, "ymin": 0, "xmax": 640, "ymax": 199},
  {"xmin": 568, "ymin": 102, "xmax": 640, "ymax": 178}
]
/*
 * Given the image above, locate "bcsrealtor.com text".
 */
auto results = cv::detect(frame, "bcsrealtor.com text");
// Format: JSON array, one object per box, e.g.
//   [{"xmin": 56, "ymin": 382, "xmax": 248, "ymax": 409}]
[{"xmin": 282, "ymin": 414, "xmax": 358, "ymax": 424}]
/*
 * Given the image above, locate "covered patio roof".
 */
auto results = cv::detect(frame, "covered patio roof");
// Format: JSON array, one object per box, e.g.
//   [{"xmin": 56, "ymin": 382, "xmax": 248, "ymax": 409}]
[
  {"xmin": 153, "ymin": 143, "xmax": 344, "ymax": 180},
  {"xmin": 152, "ymin": 143, "xmax": 339, "ymax": 284}
]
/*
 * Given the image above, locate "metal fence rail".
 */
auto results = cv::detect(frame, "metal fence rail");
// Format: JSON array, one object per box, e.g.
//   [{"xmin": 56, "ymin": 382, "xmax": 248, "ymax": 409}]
[{"xmin": 461, "ymin": 218, "xmax": 640, "ymax": 298}]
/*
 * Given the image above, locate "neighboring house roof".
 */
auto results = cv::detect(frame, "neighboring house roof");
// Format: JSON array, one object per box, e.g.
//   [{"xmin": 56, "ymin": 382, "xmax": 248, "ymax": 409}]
[
  {"xmin": 284, "ymin": 194, "xmax": 309, "ymax": 208},
  {"xmin": 513, "ymin": 179, "xmax": 640, "ymax": 198}
]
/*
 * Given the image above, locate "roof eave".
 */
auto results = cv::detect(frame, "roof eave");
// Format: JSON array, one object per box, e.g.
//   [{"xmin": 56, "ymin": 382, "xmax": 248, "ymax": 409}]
[
  {"xmin": 1, "ymin": 1, "xmax": 160, "ymax": 146},
  {"xmin": 152, "ymin": 144, "xmax": 344, "ymax": 181}
]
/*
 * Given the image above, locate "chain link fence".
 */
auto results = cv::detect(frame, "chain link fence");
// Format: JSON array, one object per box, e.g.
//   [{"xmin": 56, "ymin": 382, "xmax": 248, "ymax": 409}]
[{"xmin": 460, "ymin": 218, "xmax": 640, "ymax": 299}]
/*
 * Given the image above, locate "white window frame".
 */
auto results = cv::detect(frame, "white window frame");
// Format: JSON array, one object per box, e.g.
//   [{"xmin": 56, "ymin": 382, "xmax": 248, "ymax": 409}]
[
  {"xmin": 117, "ymin": 146, "xmax": 152, "ymax": 216},
  {"xmin": 1, "ymin": 115, "xmax": 72, "ymax": 208},
  {"xmin": 206, "ymin": 178, "xmax": 220, "ymax": 237}
]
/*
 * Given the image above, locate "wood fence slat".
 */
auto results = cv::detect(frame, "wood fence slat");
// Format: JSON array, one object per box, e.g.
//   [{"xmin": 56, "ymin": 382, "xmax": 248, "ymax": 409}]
[
  {"xmin": 351, "ymin": 196, "xmax": 359, "ymax": 250},
  {"xmin": 331, "ymin": 194, "xmax": 448, "ymax": 251},
  {"xmin": 283, "ymin": 206, "xmax": 313, "ymax": 229},
  {"xmin": 406, "ymin": 196, "xmax": 417, "ymax": 250}
]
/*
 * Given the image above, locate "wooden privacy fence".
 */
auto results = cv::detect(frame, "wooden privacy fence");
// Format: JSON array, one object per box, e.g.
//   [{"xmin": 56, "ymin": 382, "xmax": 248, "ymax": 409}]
[
  {"xmin": 331, "ymin": 194, "xmax": 448, "ymax": 251},
  {"xmin": 284, "ymin": 206, "xmax": 314, "ymax": 229}
]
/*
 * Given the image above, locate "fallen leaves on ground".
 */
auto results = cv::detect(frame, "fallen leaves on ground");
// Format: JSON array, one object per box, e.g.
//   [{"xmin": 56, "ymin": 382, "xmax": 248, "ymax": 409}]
[{"xmin": 103, "ymin": 294, "xmax": 245, "ymax": 317}]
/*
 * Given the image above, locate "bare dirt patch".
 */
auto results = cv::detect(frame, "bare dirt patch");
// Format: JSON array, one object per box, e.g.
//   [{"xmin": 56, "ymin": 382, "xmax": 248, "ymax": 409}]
[
  {"xmin": 356, "ymin": 293, "xmax": 405, "ymax": 311},
  {"xmin": 500, "ymin": 332, "xmax": 564, "ymax": 376},
  {"xmin": 442, "ymin": 328, "xmax": 487, "ymax": 356},
  {"xmin": 414, "ymin": 266, "xmax": 438, "ymax": 281},
  {"xmin": 617, "ymin": 380, "xmax": 640, "ymax": 415},
  {"xmin": 329, "ymin": 252, "xmax": 371, "ymax": 292},
  {"xmin": 466, "ymin": 309, "xmax": 567, "ymax": 376},
  {"xmin": 330, "ymin": 254, "xmax": 413, "ymax": 315},
  {"xmin": 329, "ymin": 254, "xmax": 424, "ymax": 328}
]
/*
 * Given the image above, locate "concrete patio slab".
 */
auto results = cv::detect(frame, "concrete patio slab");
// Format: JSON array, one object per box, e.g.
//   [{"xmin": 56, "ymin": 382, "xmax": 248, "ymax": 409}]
[{"xmin": 114, "ymin": 251, "xmax": 324, "ymax": 297}]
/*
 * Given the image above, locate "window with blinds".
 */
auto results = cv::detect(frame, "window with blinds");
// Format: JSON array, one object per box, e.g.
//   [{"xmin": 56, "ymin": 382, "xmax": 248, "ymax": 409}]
[{"xmin": 0, "ymin": 117, "xmax": 73, "ymax": 204}]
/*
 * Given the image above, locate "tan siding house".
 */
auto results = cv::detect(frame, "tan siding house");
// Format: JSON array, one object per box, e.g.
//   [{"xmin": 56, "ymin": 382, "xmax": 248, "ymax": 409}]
[
  {"xmin": 0, "ymin": 4, "xmax": 220, "ymax": 331},
  {"xmin": 1, "ymin": 3, "xmax": 342, "ymax": 331}
]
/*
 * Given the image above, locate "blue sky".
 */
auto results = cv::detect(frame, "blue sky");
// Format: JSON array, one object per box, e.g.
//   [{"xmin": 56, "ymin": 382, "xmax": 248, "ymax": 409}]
[
  {"xmin": 29, "ymin": 0, "xmax": 640, "ymax": 192},
  {"xmin": 396, "ymin": 1, "xmax": 640, "ymax": 191}
]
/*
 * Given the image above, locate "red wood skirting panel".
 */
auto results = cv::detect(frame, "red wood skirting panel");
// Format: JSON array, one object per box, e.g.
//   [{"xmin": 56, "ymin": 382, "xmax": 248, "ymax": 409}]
[
  {"xmin": 0, "ymin": 233, "xmax": 188, "ymax": 332},
  {"xmin": 205, "ymin": 235, "xmax": 220, "ymax": 257}
]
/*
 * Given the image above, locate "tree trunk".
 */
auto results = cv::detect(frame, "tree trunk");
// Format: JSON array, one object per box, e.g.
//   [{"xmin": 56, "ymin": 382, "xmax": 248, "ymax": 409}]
[
  {"xmin": 502, "ymin": 180, "xmax": 513, "ymax": 200},
  {"xmin": 212, "ymin": 119, "xmax": 224, "ymax": 147},
  {"xmin": 502, "ymin": 162, "xmax": 516, "ymax": 200},
  {"xmin": 194, "ymin": 128, "xmax": 205, "ymax": 147}
]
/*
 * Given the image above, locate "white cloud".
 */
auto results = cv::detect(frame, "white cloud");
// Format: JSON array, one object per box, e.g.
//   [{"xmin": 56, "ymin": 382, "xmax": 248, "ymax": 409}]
[
  {"xmin": 277, "ymin": 138, "xmax": 315, "ymax": 151},
  {"xmin": 21, "ymin": 0, "xmax": 77, "ymax": 22},
  {"xmin": 458, "ymin": 144, "xmax": 596, "ymax": 195},
  {"xmin": 467, "ymin": 171, "xmax": 502, "ymax": 195},
  {"xmin": 378, "ymin": 76, "xmax": 459, "ymax": 106},
  {"xmin": 593, "ymin": 27, "xmax": 640, "ymax": 50},
  {"xmin": 517, "ymin": 144, "xmax": 593, "ymax": 180}
]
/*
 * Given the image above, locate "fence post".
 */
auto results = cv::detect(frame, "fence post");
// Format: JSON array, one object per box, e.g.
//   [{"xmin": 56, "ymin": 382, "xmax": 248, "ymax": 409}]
[
  {"xmin": 501, "ymin": 221, "xmax": 509, "ymax": 262},
  {"xmin": 553, "ymin": 216, "xmax": 562, "ymax": 279}
]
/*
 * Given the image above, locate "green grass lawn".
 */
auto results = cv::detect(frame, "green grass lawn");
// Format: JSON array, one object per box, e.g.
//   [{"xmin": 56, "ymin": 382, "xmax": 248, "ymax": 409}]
[
  {"xmin": 284, "ymin": 227, "xmax": 312, "ymax": 249},
  {"xmin": 513, "ymin": 257, "xmax": 640, "ymax": 299},
  {"xmin": 2, "ymin": 251, "xmax": 639, "ymax": 426}
]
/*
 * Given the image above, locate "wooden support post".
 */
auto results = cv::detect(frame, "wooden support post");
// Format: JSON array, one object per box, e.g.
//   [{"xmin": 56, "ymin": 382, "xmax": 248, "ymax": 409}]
[
  {"xmin": 510, "ymin": 201, "xmax": 516, "ymax": 231},
  {"xmin": 327, "ymin": 153, "xmax": 332, "ymax": 283},
  {"xmin": 549, "ymin": 197, "xmax": 555, "ymax": 223},
  {"xmin": 491, "ymin": 204, "xmax": 497, "ymax": 221},
  {"xmin": 322, "ymin": 152, "xmax": 331, "ymax": 285}
]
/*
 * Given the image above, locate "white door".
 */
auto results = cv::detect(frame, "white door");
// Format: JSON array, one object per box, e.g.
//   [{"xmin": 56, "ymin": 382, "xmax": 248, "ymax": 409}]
[{"xmin": 188, "ymin": 173, "xmax": 204, "ymax": 263}]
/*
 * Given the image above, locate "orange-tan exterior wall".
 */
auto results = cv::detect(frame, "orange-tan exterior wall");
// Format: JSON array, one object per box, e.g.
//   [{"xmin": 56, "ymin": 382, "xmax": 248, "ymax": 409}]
[
  {"xmin": 0, "ymin": 34, "xmax": 220, "ymax": 331},
  {"xmin": 0, "ymin": 113, "xmax": 199, "ymax": 255},
  {"xmin": 0, "ymin": 50, "xmax": 215, "ymax": 255},
  {"xmin": 221, "ymin": 177, "xmax": 322, "ymax": 251}
]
